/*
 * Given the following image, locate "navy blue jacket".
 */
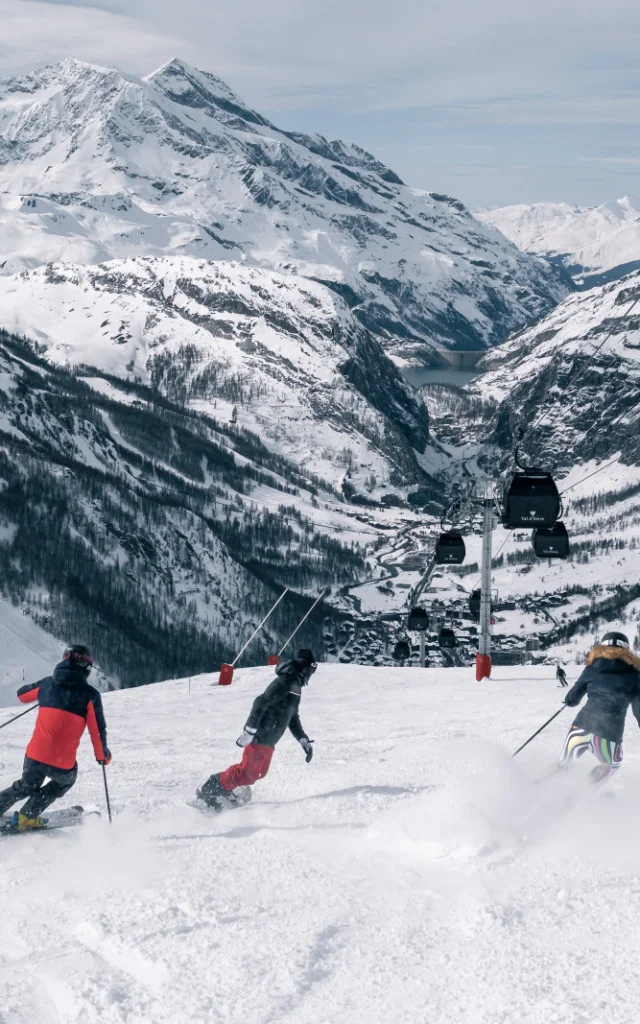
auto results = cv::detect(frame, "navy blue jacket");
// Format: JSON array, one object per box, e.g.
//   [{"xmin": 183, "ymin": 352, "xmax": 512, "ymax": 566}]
[{"xmin": 564, "ymin": 645, "xmax": 640, "ymax": 744}]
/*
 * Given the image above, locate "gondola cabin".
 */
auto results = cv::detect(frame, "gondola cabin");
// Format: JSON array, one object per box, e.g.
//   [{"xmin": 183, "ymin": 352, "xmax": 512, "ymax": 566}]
[
  {"xmin": 393, "ymin": 639, "xmax": 411, "ymax": 662},
  {"xmin": 468, "ymin": 589, "xmax": 493, "ymax": 621},
  {"xmin": 435, "ymin": 531, "xmax": 466, "ymax": 565},
  {"xmin": 533, "ymin": 522, "xmax": 570, "ymax": 559},
  {"xmin": 503, "ymin": 469, "xmax": 561, "ymax": 529},
  {"xmin": 438, "ymin": 627, "xmax": 458, "ymax": 649},
  {"xmin": 407, "ymin": 607, "xmax": 430, "ymax": 632}
]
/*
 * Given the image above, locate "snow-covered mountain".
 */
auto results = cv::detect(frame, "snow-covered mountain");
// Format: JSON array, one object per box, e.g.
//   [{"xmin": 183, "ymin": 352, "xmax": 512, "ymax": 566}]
[
  {"xmin": 0, "ymin": 597, "xmax": 67, "ymax": 706},
  {"xmin": 0, "ymin": 328, "xmax": 382, "ymax": 684},
  {"xmin": 464, "ymin": 271, "xmax": 640, "ymax": 469},
  {"xmin": 0, "ymin": 57, "xmax": 568, "ymax": 364},
  {"xmin": 391, "ymin": 272, "xmax": 640, "ymax": 657},
  {"xmin": 0, "ymin": 256, "xmax": 433, "ymax": 496},
  {"xmin": 478, "ymin": 198, "xmax": 640, "ymax": 290}
]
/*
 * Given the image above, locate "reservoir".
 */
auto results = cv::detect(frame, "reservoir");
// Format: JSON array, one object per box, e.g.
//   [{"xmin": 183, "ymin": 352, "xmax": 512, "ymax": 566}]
[
  {"xmin": 402, "ymin": 367, "xmax": 481, "ymax": 389},
  {"xmin": 401, "ymin": 349, "xmax": 484, "ymax": 390}
]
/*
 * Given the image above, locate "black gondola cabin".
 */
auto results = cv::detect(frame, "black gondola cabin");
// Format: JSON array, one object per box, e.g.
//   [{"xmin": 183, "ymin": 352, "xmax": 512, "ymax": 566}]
[
  {"xmin": 533, "ymin": 522, "xmax": 570, "ymax": 559},
  {"xmin": 438, "ymin": 627, "xmax": 458, "ymax": 649},
  {"xmin": 468, "ymin": 589, "xmax": 493, "ymax": 620},
  {"xmin": 393, "ymin": 639, "xmax": 411, "ymax": 662},
  {"xmin": 408, "ymin": 607, "xmax": 430, "ymax": 631},
  {"xmin": 503, "ymin": 469, "xmax": 561, "ymax": 529},
  {"xmin": 435, "ymin": 532, "xmax": 466, "ymax": 565}
]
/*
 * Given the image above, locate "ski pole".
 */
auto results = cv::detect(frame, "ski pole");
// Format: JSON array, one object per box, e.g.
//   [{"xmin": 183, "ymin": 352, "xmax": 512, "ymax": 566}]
[
  {"xmin": 0, "ymin": 703, "xmax": 38, "ymax": 732},
  {"xmin": 511, "ymin": 706, "xmax": 566, "ymax": 758},
  {"xmin": 102, "ymin": 765, "xmax": 113, "ymax": 824},
  {"xmin": 334, "ymin": 632, "xmax": 355, "ymax": 663},
  {"xmin": 278, "ymin": 589, "xmax": 328, "ymax": 657}
]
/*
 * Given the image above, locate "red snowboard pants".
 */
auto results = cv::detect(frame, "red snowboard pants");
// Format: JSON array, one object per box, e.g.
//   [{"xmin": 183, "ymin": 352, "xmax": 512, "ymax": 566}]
[{"xmin": 219, "ymin": 743, "xmax": 274, "ymax": 791}]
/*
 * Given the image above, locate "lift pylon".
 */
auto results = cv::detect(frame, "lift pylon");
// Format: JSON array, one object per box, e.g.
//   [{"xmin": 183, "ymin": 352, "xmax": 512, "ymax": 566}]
[{"xmin": 476, "ymin": 491, "xmax": 494, "ymax": 681}]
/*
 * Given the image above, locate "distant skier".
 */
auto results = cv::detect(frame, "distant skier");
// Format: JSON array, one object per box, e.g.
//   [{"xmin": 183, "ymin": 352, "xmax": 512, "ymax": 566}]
[
  {"xmin": 197, "ymin": 648, "xmax": 316, "ymax": 810},
  {"xmin": 557, "ymin": 632, "xmax": 640, "ymax": 784},
  {"xmin": 556, "ymin": 665, "xmax": 568, "ymax": 688},
  {"xmin": 0, "ymin": 644, "xmax": 111, "ymax": 830}
]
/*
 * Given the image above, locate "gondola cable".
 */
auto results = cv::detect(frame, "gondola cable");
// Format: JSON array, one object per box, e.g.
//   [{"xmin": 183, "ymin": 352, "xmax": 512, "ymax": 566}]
[{"xmin": 559, "ymin": 454, "xmax": 623, "ymax": 497}]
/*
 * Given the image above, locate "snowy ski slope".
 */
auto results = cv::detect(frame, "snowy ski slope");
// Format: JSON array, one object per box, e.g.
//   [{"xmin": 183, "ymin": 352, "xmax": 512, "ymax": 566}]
[
  {"xmin": 1, "ymin": 663, "xmax": 640, "ymax": 1023},
  {"xmin": 0, "ymin": 599, "xmax": 66, "ymax": 708}
]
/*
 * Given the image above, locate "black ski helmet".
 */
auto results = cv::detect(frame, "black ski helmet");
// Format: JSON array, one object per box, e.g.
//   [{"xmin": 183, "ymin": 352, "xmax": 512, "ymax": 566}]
[
  {"xmin": 63, "ymin": 643, "xmax": 94, "ymax": 669},
  {"xmin": 296, "ymin": 648, "xmax": 317, "ymax": 679},
  {"xmin": 601, "ymin": 631, "xmax": 630, "ymax": 649}
]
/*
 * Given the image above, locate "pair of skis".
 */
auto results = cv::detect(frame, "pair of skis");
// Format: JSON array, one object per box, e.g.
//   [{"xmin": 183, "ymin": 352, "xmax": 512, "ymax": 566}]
[{"xmin": 0, "ymin": 805, "xmax": 100, "ymax": 836}]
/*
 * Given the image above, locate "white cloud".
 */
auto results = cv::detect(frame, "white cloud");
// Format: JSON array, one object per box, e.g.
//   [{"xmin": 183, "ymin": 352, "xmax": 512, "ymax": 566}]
[
  {"xmin": 0, "ymin": 0, "xmax": 178, "ymax": 71},
  {"xmin": 3, "ymin": 0, "xmax": 640, "ymax": 127},
  {"xmin": 3, "ymin": 0, "xmax": 640, "ymax": 206}
]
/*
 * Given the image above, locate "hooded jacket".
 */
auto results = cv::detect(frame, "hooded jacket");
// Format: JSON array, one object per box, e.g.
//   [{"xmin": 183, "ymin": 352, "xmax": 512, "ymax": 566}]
[
  {"xmin": 243, "ymin": 658, "xmax": 312, "ymax": 748},
  {"xmin": 17, "ymin": 660, "xmax": 108, "ymax": 770},
  {"xmin": 564, "ymin": 644, "xmax": 640, "ymax": 744}
]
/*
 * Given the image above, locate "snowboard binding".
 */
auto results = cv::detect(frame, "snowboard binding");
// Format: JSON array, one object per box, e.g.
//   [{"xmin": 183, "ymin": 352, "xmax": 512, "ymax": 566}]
[{"xmin": 195, "ymin": 774, "xmax": 252, "ymax": 813}]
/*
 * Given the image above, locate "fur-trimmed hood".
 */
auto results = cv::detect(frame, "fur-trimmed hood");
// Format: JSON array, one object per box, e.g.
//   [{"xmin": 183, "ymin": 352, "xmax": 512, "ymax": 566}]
[{"xmin": 586, "ymin": 644, "xmax": 640, "ymax": 671}]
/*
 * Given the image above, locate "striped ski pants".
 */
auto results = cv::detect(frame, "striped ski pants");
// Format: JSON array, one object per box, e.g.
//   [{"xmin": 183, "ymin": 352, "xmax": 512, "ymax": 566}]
[{"xmin": 558, "ymin": 726, "xmax": 623, "ymax": 785}]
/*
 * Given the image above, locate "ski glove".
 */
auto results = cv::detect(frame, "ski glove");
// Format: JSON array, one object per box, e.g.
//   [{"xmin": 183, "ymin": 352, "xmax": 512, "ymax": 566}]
[
  {"xmin": 98, "ymin": 750, "xmax": 112, "ymax": 766},
  {"xmin": 236, "ymin": 727, "xmax": 257, "ymax": 748},
  {"xmin": 300, "ymin": 738, "xmax": 314, "ymax": 763}
]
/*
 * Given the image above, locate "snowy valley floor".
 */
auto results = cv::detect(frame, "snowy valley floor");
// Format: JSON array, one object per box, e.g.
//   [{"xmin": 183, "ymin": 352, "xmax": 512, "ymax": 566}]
[{"xmin": 1, "ymin": 664, "xmax": 640, "ymax": 1024}]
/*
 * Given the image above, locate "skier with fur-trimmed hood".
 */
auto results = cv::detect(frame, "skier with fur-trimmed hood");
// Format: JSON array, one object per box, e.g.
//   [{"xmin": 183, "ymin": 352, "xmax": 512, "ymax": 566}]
[
  {"xmin": 196, "ymin": 649, "xmax": 317, "ymax": 810},
  {"xmin": 557, "ymin": 631, "xmax": 640, "ymax": 784}
]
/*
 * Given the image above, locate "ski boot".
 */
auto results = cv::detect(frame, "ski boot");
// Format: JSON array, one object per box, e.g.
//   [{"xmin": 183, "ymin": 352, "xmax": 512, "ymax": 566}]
[{"xmin": 12, "ymin": 811, "xmax": 48, "ymax": 831}]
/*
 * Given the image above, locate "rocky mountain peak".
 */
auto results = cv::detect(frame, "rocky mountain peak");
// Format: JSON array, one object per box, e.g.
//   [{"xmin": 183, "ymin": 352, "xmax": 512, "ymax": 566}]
[
  {"xmin": 145, "ymin": 56, "xmax": 271, "ymax": 129},
  {"xmin": 0, "ymin": 56, "xmax": 569, "ymax": 363}
]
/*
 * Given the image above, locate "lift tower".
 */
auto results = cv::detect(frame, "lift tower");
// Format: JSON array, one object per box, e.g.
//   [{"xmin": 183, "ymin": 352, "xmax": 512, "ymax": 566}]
[{"xmin": 476, "ymin": 490, "xmax": 494, "ymax": 681}]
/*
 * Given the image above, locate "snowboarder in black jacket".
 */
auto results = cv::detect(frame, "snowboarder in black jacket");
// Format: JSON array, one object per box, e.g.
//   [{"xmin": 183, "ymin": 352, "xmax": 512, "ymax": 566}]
[
  {"xmin": 557, "ymin": 632, "xmax": 640, "ymax": 784},
  {"xmin": 197, "ymin": 649, "xmax": 316, "ymax": 809}
]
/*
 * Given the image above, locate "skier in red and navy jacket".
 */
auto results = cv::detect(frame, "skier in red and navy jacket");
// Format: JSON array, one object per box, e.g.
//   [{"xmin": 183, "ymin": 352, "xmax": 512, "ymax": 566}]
[{"xmin": 0, "ymin": 644, "xmax": 111, "ymax": 829}]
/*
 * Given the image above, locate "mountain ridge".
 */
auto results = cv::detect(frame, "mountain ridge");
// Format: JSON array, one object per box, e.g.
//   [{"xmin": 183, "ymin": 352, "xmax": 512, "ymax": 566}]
[
  {"xmin": 0, "ymin": 56, "xmax": 569, "ymax": 364},
  {"xmin": 478, "ymin": 197, "xmax": 640, "ymax": 290}
]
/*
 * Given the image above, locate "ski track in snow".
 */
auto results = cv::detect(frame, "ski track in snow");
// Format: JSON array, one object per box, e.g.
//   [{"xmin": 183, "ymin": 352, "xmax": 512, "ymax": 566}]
[{"xmin": 1, "ymin": 664, "xmax": 640, "ymax": 1023}]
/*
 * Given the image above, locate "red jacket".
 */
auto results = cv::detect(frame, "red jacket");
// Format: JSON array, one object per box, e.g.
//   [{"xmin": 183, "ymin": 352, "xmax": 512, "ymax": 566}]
[{"xmin": 18, "ymin": 661, "xmax": 108, "ymax": 770}]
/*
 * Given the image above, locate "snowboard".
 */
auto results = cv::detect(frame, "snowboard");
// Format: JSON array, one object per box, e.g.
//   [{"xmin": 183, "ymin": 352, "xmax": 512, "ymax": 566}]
[
  {"xmin": 189, "ymin": 786, "xmax": 252, "ymax": 814},
  {"xmin": 0, "ymin": 804, "xmax": 100, "ymax": 836}
]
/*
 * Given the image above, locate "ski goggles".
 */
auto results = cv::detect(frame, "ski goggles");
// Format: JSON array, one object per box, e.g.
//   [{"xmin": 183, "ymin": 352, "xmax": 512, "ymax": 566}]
[{"xmin": 64, "ymin": 650, "xmax": 94, "ymax": 667}]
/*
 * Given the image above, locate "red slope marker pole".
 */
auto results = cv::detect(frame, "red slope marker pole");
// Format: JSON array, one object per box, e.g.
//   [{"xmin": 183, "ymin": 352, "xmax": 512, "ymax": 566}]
[
  {"xmin": 334, "ymin": 632, "xmax": 356, "ymax": 663},
  {"xmin": 219, "ymin": 588, "xmax": 290, "ymax": 685},
  {"xmin": 277, "ymin": 589, "xmax": 328, "ymax": 659}
]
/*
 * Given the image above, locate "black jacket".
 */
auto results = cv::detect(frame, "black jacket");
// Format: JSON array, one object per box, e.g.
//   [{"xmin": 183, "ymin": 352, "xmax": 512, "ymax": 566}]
[
  {"xmin": 564, "ymin": 645, "xmax": 640, "ymax": 744},
  {"xmin": 244, "ymin": 660, "xmax": 310, "ymax": 748}
]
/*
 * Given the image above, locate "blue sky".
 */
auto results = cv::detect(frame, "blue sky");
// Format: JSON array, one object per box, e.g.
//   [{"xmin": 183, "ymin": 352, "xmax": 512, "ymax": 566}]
[{"xmin": 2, "ymin": 0, "xmax": 640, "ymax": 208}]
